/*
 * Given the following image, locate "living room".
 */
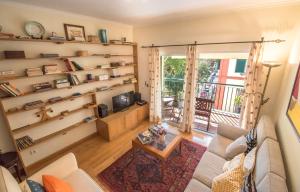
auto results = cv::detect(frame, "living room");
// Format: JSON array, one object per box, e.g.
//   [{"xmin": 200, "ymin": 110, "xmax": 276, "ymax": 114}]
[{"xmin": 0, "ymin": 0, "xmax": 299, "ymax": 192}]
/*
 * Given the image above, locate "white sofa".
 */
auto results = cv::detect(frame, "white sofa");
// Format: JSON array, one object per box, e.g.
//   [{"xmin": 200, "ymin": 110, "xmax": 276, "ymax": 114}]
[
  {"xmin": 185, "ymin": 115, "xmax": 288, "ymax": 192},
  {"xmin": 0, "ymin": 153, "xmax": 103, "ymax": 192}
]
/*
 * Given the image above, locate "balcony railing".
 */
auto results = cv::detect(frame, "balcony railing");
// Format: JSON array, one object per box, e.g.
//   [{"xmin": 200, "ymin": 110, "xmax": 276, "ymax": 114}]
[{"xmin": 162, "ymin": 78, "xmax": 245, "ymax": 132}]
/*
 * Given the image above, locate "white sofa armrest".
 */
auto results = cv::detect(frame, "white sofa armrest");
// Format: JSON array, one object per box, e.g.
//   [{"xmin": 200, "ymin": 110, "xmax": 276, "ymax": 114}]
[
  {"xmin": 24, "ymin": 153, "xmax": 78, "ymax": 184},
  {"xmin": 217, "ymin": 123, "xmax": 248, "ymax": 140}
]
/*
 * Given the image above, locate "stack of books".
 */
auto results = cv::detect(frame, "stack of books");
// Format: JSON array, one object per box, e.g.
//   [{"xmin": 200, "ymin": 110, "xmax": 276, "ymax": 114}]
[
  {"xmin": 16, "ymin": 136, "xmax": 34, "ymax": 150},
  {"xmin": 43, "ymin": 64, "xmax": 61, "ymax": 74},
  {"xmin": 0, "ymin": 70, "xmax": 16, "ymax": 79},
  {"xmin": 63, "ymin": 59, "xmax": 84, "ymax": 71},
  {"xmin": 0, "ymin": 82, "xmax": 23, "ymax": 97},
  {"xmin": 48, "ymin": 35, "xmax": 65, "ymax": 41},
  {"xmin": 137, "ymin": 130, "xmax": 153, "ymax": 144},
  {"xmin": 32, "ymin": 82, "xmax": 53, "ymax": 92},
  {"xmin": 23, "ymin": 100, "xmax": 45, "ymax": 110},
  {"xmin": 26, "ymin": 67, "xmax": 43, "ymax": 77},
  {"xmin": 67, "ymin": 74, "xmax": 80, "ymax": 85},
  {"xmin": 54, "ymin": 78, "xmax": 70, "ymax": 88}
]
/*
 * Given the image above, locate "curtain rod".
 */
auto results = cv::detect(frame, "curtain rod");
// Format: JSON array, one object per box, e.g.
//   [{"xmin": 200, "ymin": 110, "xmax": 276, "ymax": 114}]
[{"xmin": 141, "ymin": 38, "xmax": 285, "ymax": 48}]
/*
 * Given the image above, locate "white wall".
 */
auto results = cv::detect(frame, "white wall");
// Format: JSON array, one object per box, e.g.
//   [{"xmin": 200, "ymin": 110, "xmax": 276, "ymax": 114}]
[
  {"xmin": 134, "ymin": 5, "xmax": 300, "ymax": 191},
  {"xmin": 0, "ymin": 1, "xmax": 134, "ymax": 166}
]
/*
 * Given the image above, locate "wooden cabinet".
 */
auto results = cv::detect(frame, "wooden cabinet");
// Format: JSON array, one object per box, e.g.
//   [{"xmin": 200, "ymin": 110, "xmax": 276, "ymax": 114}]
[{"xmin": 97, "ymin": 104, "xmax": 149, "ymax": 141}]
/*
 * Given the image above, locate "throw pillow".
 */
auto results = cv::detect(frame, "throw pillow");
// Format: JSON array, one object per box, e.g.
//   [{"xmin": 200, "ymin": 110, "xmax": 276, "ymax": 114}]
[
  {"xmin": 225, "ymin": 136, "xmax": 247, "ymax": 159},
  {"xmin": 42, "ymin": 175, "xmax": 73, "ymax": 192},
  {"xmin": 243, "ymin": 147, "xmax": 257, "ymax": 176},
  {"xmin": 212, "ymin": 154, "xmax": 245, "ymax": 192},
  {"xmin": 23, "ymin": 180, "xmax": 45, "ymax": 192},
  {"xmin": 223, "ymin": 153, "xmax": 244, "ymax": 172}
]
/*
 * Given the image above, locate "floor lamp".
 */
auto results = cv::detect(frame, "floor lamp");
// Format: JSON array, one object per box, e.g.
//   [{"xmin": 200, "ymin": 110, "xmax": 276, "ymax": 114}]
[{"xmin": 255, "ymin": 61, "xmax": 281, "ymax": 125}]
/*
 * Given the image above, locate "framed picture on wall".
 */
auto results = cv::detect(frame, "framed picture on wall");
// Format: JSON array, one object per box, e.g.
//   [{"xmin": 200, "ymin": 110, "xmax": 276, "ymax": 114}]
[
  {"xmin": 64, "ymin": 24, "xmax": 85, "ymax": 41},
  {"xmin": 287, "ymin": 64, "xmax": 300, "ymax": 140}
]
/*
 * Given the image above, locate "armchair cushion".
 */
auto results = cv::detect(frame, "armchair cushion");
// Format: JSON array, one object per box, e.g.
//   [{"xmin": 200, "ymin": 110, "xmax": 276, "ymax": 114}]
[
  {"xmin": 225, "ymin": 136, "xmax": 247, "ymax": 159},
  {"xmin": 43, "ymin": 175, "xmax": 73, "ymax": 192},
  {"xmin": 0, "ymin": 166, "xmax": 22, "ymax": 192},
  {"xmin": 208, "ymin": 135, "xmax": 232, "ymax": 159},
  {"xmin": 217, "ymin": 123, "xmax": 248, "ymax": 140}
]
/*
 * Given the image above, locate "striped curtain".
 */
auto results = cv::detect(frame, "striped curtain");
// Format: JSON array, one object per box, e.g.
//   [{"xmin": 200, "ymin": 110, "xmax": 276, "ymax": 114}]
[
  {"xmin": 240, "ymin": 42, "xmax": 264, "ymax": 130},
  {"xmin": 149, "ymin": 48, "xmax": 162, "ymax": 123},
  {"xmin": 180, "ymin": 45, "xmax": 199, "ymax": 133}
]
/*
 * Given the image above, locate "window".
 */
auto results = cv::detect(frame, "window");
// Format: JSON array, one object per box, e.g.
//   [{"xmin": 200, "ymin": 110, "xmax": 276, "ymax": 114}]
[{"xmin": 235, "ymin": 59, "xmax": 246, "ymax": 73}]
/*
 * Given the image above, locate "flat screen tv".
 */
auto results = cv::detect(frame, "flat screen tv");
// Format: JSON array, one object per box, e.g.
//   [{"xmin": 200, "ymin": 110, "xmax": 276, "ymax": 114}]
[{"xmin": 112, "ymin": 91, "xmax": 135, "ymax": 112}]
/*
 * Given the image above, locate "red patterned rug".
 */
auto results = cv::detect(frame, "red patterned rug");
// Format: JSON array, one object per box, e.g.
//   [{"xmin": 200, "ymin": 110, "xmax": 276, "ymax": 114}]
[{"xmin": 98, "ymin": 139, "xmax": 206, "ymax": 192}]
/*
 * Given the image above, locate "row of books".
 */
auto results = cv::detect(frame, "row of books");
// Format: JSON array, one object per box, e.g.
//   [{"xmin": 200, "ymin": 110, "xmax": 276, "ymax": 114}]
[
  {"xmin": 26, "ymin": 67, "xmax": 43, "ymax": 77},
  {"xmin": 32, "ymin": 82, "xmax": 53, "ymax": 92},
  {"xmin": 26, "ymin": 64, "xmax": 61, "ymax": 77},
  {"xmin": 67, "ymin": 74, "xmax": 80, "ymax": 85},
  {"xmin": 0, "ymin": 82, "xmax": 23, "ymax": 97},
  {"xmin": 16, "ymin": 136, "xmax": 34, "ymax": 150},
  {"xmin": 54, "ymin": 78, "xmax": 70, "ymax": 88},
  {"xmin": 0, "ymin": 70, "xmax": 16, "ymax": 79},
  {"xmin": 64, "ymin": 59, "xmax": 84, "ymax": 72},
  {"xmin": 23, "ymin": 100, "xmax": 45, "ymax": 110},
  {"xmin": 43, "ymin": 64, "xmax": 61, "ymax": 74}
]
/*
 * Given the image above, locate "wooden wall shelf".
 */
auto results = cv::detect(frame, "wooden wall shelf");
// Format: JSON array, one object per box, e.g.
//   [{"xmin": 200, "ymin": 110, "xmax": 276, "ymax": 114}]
[
  {"xmin": 0, "ymin": 38, "xmax": 136, "ymax": 46},
  {"xmin": 12, "ymin": 103, "xmax": 97, "ymax": 134},
  {"xmin": 0, "ymin": 36, "xmax": 139, "ymax": 175},
  {"xmin": 0, "ymin": 64, "xmax": 136, "ymax": 81},
  {"xmin": 0, "ymin": 54, "xmax": 134, "ymax": 61},
  {"xmin": 1, "ymin": 74, "xmax": 135, "ymax": 100},
  {"xmin": 19, "ymin": 116, "xmax": 97, "ymax": 151},
  {"xmin": 6, "ymin": 91, "xmax": 95, "ymax": 115}
]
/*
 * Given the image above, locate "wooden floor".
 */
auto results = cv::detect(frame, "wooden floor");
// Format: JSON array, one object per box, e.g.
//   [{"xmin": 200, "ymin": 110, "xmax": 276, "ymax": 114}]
[{"xmin": 29, "ymin": 121, "xmax": 212, "ymax": 191}]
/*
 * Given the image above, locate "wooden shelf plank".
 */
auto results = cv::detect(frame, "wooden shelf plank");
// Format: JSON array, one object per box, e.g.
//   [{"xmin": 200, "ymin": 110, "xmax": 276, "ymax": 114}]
[
  {"xmin": 12, "ymin": 103, "xmax": 97, "ymax": 134},
  {"xmin": 18, "ymin": 117, "xmax": 97, "ymax": 151},
  {"xmin": 6, "ymin": 91, "xmax": 95, "ymax": 115},
  {"xmin": 1, "ymin": 74, "xmax": 135, "ymax": 100},
  {"xmin": 0, "ymin": 38, "xmax": 136, "ymax": 46},
  {"xmin": 0, "ymin": 54, "xmax": 134, "ymax": 61},
  {"xmin": 0, "ymin": 64, "xmax": 136, "ymax": 81}
]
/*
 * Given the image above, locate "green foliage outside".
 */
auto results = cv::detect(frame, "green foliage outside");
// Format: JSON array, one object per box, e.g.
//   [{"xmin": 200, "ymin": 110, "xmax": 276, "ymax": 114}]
[{"xmin": 162, "ymin": 56, "xmax": 220, "ymax": 100}]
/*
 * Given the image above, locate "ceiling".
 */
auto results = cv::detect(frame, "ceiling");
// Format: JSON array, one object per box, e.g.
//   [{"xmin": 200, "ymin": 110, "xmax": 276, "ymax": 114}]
[{"xmin": 8, "ymin": 0, "xmax": 300, "ymax": 25}]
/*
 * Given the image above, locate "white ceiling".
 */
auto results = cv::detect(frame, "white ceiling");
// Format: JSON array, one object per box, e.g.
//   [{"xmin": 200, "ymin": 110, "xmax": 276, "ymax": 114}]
[{"xmin": 8, "ymin": 0, "xmax": 300, "ymax": 25}]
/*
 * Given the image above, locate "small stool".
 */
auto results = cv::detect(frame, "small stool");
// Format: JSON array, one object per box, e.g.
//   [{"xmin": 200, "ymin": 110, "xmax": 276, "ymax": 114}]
[{"xmin": 0, "ymin": 152, "xmax": 22, "ymax": 182}]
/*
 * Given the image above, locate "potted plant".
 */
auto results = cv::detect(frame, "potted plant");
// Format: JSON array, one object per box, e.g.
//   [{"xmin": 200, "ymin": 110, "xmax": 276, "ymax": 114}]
[{"xmin": 234, "ymin": 95, "xmax": 243, "ymax": 113}]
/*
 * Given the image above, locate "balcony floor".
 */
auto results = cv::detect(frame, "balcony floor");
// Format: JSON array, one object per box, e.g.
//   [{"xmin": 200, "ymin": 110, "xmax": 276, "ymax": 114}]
[{"xmin": 163, "ymin": 108, "xmax": 240, "ymax": 134}]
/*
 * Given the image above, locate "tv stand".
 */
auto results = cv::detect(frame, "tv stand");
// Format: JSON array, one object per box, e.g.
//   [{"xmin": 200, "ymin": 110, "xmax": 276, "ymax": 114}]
[
  {"xmin": 97, "ymin": 104, "xmax": 149, "ymax": 141},
  {"xmin": 120, "ymin": 107, "xmax": 129, "ymax": 112}
]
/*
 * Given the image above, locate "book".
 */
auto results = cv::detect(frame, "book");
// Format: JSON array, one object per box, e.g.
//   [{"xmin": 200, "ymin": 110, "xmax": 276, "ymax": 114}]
[
  {"xmin": 71, "ymin": 61, "xmax": 84, "ymax": 71},
  {"xmin": 0, "ymin": 82, "xmax": 22, "ymax": 96},
  {"xmin": 137, "ymin": 132, "xmax": 153, "ymax": 144},
  {"xmin": 23, "ymin": 100, "xmax": 45, "ymax": 110},
  {"xmin": 40, "ymin": 53, "xmax": 59, "ymax": 58},
  {"xmin": 55, "ymin": 82, "xmax": 70, "ymax": 88},
  {"xmin": 16, "ymin": 136, "xmax": 34, "ymax": 150},
  {"xmin": 63, "ymin": 58, "xmax": 76, "ymax": 72},
  {"xmin": 26, "ymin": 67, "xmax": 43, "ymax": 77}
]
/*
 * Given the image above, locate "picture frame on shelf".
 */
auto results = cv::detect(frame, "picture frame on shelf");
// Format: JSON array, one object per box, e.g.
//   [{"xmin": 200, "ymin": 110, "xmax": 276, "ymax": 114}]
[
  {"xmin": 286, "ymin": 64, "xmax": 300, "ymax": 141},
  {"xmin": 64, "ymin": 24, "xmax": 86, "ymax": 41}
]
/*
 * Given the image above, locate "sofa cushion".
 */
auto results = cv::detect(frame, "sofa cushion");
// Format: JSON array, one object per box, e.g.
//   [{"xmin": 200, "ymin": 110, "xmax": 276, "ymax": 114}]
[
  {"xmin": 208, "ymin": 135, "xmax": 233, "ymax": 159},
  {"xmin": 257, "ymin": 115, "xmax": 277, "ymax": 147},
  {"xmin": 43, "ymin": 175, "xmax": 73, "ymax": 192},
  {"xmin": 225, "ymin": 136, "xmax": 247, "ymax": 159},
  {"xmin": 211, "ymin": 154, "xmax": 245, "ymax": 192},
  {"xmin": 256, "ymin": 173, "xmax": 288, "ymax": 192},
  {"xmin": 255, "ymin": 138, "xmax": 286, "ymax": 185},
  {"xmin": 0, "ymin": 166, "xmax": 22, "ymax": 192},
  {"xmin": 184, "ymin": 178, "xmax": 210, "ymax": 192},
  {"xmin": 63, "ymin": 169, "xmax": 102, "ymax": 192},
  {"xmin": 193, "ymin": 151, "xmax": 226, "ymax": 187}
]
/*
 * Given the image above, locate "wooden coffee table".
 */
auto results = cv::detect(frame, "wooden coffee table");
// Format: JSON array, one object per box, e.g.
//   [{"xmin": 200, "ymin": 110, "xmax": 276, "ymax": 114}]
[{"xmin": 131, "ymin": 131, "xmax": 182, "ymax": 175}]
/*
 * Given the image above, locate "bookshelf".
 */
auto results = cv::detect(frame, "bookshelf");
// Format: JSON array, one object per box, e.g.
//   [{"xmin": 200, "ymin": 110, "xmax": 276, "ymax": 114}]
[{"xmin": 0, "ymin": 38, "xmax": 139, "ymax": 175}]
